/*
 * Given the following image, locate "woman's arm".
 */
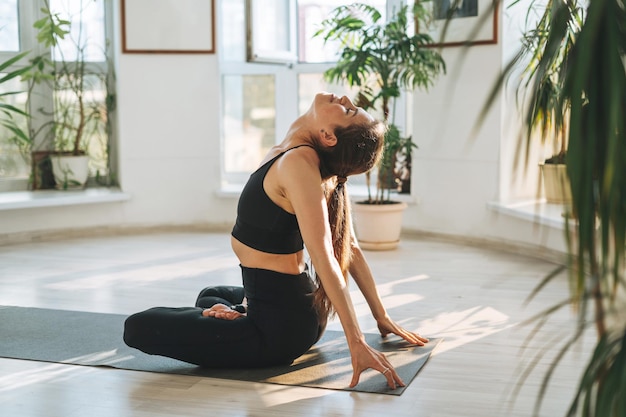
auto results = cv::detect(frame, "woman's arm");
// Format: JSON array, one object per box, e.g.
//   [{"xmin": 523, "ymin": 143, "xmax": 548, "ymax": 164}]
[
  {"xmin": 349, "ymin": 240, "xmax": 428, "ymax": 346},
  {"xmin": 276, "ymin": 149, "xmax": 403, "ymax": 389}
]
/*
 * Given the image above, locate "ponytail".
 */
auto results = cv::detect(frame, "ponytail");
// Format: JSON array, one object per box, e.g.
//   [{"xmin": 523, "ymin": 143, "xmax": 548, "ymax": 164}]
[
  {"xmin": 312, "ymin": 177, "xmax": 354, "ymax": 318},
  {"xmin": 312, "ymin": 120, "xmax": 385, "ymax": 319}
]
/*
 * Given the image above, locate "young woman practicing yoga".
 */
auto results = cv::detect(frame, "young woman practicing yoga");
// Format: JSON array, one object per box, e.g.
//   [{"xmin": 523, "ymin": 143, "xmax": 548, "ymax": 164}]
[{"xmin": 123, "ymin": 92, "xmax": 428, "ymax": 389}]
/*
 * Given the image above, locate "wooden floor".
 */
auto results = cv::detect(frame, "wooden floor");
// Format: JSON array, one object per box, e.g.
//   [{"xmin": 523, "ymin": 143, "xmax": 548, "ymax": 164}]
[{"xmin": 0, "ymin": 231, "xmax": 596, "ymax": 417}]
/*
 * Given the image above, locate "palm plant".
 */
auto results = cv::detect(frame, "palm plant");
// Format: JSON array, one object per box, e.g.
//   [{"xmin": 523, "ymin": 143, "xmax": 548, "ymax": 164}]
[
  {"xmin": 483, "ymin": 0, "xmax": 626, "ymax": 415},
  {"xmin": 0, "ymin": 28, "xmax": 61, "ymax": 188},
  {"xmin": 0, "ymin": 51, "xmax": 33, "ymax": 155},
  {"xmin": 520, "ymin": 0, "xmax": 584, "ymax": 165},
  {"xmin": 315, "ymin": 2, "xmax": 446, "ymax": 203}
]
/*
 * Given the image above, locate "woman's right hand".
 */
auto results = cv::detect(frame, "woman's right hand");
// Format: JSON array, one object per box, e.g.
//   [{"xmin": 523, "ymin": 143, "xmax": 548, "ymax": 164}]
[
  {"xmin": 348, "ymin": 338, "xmax": 404, "ymax": 389},
  {"xmin": 201, "ymin": 303, "xmax": 245, "ymax": 320}
]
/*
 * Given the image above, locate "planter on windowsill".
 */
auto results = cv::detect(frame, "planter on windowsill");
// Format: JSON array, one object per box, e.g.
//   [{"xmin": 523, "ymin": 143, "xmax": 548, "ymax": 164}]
[
  {"xmin": 541, "ymin": 163, "xmax": 572, "ymax": 204},
  {"xmin": 30, "ymin": 151, "xmax": 57, "ymax": 190},
  {"xmin": 50, "ymin": 152, "xmax": 90, "ymax": 190}
]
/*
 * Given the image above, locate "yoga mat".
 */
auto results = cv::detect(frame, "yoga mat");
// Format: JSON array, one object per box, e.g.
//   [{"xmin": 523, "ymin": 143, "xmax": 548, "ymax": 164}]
[{"xmin": 0, "ymin": 305, "xmax": 440, "ymax": 395}]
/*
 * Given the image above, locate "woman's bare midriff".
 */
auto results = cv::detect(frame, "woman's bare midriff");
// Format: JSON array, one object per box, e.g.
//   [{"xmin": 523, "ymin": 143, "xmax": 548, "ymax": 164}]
[{"xmin": 231, "ymin": 236, "xmax": 306, "ymax": 275}]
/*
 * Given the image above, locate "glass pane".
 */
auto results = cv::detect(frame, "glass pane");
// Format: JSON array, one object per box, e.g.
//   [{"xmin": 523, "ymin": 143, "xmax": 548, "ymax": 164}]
[
  {"xmin": 50, "ymin": 0, "xmax": 106, "ymax": 62},
  {"xmin": 298, "ymin": 0, "xmax": 387, "ymax": 63},
  {"xmin": 220, "ymin": 0, "xmax": 245, "ymax": 62},
  {"xmin": 54, "ymin": 73, "xmax": 109, "ymax": 178},
  {"xmin": 248, "ymin": 0, "xmax": 296, "ymax": 63},
  {"xmin": 0, "ymin": 0, "xmax": 19, "ymax": 52},
  {"xmin": 255, "ymin": 0, "xmax": 290, "ymax": 52},
  {"xmin": 0, "ymin": 74, "xmax": 30, "ymax": 179},
  {"xmin": 223, "ymin": 75, "xmax": 276, "ymax": 174}
]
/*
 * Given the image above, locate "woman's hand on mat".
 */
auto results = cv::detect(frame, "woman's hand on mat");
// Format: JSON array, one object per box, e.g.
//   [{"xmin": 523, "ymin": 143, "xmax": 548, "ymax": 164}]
[
  {"xmin": 349, "ymin": 339, "xmax": 404, "ymax": 389},
  {"xmin": 202, "ymin": 304, "xmax": 245, "ymax": 320},
  {"xmin": 376, "ymin": 316, "xmax": 428, "ymax": 346}
]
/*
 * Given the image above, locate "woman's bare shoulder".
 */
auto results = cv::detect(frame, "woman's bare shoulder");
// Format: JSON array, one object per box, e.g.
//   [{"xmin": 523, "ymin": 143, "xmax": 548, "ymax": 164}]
[{"xmin": 264, "ymin": 145, "xmax": 322, "ymax": 207}]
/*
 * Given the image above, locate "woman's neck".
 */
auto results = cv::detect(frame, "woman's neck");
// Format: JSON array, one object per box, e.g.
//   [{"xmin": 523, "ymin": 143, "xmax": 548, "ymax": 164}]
[{"xmin": 282, "ymin": 121, "xmax": 317, "ymax": 149}]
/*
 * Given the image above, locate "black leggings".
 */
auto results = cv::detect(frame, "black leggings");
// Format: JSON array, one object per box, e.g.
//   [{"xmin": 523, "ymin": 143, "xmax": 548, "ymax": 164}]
[{"xmin": 123, "ymin": 266, "xmax": 326, "ymax": 368}]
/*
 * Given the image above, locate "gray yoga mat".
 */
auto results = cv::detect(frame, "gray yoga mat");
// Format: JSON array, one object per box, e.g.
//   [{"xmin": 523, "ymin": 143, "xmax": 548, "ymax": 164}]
[{"xmin": 0, "ymin": 305, "xmax": 440, "ymax": 395}]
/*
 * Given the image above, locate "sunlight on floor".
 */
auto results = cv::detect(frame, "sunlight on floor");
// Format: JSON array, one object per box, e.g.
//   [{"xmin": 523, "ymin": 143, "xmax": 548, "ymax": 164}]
[
  {"xmin": 45, "ymin": 254, "xmax": 239, "ymax": 290},
  {"xmin": 0, "ymin": 361, "xmax": 96, "ymax": 393},
  {"xmin": 374, "ymin": 274, "xmax": 430, "ymax": 295},
  {"xmin": 423, "ymin": 306, "xmax": 513, "ymax": 354},
  {"xmin": 255, "ymin": 383, "xmax": 334, "ymax": 409}
]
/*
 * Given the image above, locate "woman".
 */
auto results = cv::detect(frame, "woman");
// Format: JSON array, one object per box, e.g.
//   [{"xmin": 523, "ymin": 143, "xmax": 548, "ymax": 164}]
[{"xmin": 124, "ymin": 92, "xmax": 428, "ymax": 389}]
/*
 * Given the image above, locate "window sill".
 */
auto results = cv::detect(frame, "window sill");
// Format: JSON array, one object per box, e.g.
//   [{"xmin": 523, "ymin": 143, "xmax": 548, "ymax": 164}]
[
  {"xmin": 487, "ymin": 199, "xmax": 574, "ymax": 230},
  {"xmin": 0, "ymin": 187, "xmax": 131, "ymax": 211}
]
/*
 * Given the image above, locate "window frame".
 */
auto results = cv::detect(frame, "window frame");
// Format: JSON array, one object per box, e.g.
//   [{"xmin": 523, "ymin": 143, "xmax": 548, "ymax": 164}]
[{"xmin": 219, "ymin": 0, "xmax": 407, "ymax": 189}]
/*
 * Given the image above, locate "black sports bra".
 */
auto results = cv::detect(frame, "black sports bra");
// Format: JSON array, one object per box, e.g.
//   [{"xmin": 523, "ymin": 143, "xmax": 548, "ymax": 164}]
[{"xmin": 231, "ymin": 145, "xmax": 313, "ymax": 254}]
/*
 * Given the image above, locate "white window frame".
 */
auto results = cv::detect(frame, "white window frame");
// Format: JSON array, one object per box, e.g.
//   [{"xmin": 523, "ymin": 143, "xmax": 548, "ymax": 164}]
[{"xmin": 219, "ymin": 0, "xmax": 408, "ymax": 189}]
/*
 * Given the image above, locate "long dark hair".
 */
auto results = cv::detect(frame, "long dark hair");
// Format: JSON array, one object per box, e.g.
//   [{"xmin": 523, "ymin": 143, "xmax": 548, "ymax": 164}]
[{"xmin": 313, "ymin": 119, "xmax": 385, "ymax": 318}]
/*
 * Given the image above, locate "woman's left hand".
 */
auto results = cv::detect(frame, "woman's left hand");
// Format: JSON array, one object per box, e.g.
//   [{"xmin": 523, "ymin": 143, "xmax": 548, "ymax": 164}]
[
  {"xmin": 202, "ymin": 303, "xmax": 245, "ymax": 320},
  {"xmin": 376, "ymin": 316, "xmax": 428, "ymax": 346}
]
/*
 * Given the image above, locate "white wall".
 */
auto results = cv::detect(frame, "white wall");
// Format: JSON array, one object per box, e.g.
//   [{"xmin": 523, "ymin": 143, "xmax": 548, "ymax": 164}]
[
  {"xmin": 0, "ymin": 1, "xmax": 568, "ymax": 256},
  {"xmin": 406, "ymin": 0, "xmax": 567, "ymax": 254},
  {"xmin": 411, "ymin": 46, "xmax": 502, "ymax": 237}
]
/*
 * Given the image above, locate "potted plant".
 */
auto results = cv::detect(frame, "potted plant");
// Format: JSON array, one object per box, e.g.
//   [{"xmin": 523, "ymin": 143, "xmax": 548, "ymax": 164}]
[
  {"xmin": 518, "ymin": 0, "xmax": 582, "ymax": 204},
  {"xmin": 530, "ymin": 73, "xmax": 571, "ymax": 203},
  {"xmin": 315, "ymin": 2, "xmax": 446, "ymax": 249},
  {"xmin": 25, "ymin": 2, "xmax": 112, "ymax": 190},
  {"xmin": 0, "ymin": 51, "xmax": 38, "ymax": 184},
  {"xmin": 482, "ymin": 0, "xmax": 626, "ymax": 414},
  {"xmin": 0, "ymin": 44, "xmax": 61, "ymax": 189}
]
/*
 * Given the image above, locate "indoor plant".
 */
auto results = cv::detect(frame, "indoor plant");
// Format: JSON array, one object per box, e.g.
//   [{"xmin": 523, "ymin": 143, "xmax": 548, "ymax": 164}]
[
  {"xmin": 517, "ymin": 0, "xmax": 583, "ymax": 204},
  {"xmin": 27, "ymin": 1, "xmax": 112, "ymax": 190},
  {"xmin": 482, "ymin": 0, "xmax": 625, "ymax": 415},
  {"xmin": 315, "ymin": 2, "xmax": 446, "ymax": 249},
  {"xmin": 0, "ymin": 37, "xmax": 62, "ymax": 189},
  {"xmin": 0, "ymin": 51, "xmax": 35, "ymax": 182}
]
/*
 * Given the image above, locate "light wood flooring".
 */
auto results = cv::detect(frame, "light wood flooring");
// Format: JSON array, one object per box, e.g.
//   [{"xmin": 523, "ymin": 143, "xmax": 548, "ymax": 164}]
[{"xmin": 0, "ymin": 231, "xmax": 596, "ymax": 417}]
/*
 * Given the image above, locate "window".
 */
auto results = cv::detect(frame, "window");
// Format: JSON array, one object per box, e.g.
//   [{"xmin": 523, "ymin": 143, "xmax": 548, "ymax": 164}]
[
  {"xmin": 247, "ymin": 0, "xmax": 297, "ymax": 63},
  {"xmin": 0, "ymin": 0, "xmax": 19, "ymax": 52},
  {"xmin": 219, "ymin": 0, "xmax": 391, "ymax": 187},
  {"xmin": 0, "ymin": 0, "xmax": 114, "ymax": 191}
]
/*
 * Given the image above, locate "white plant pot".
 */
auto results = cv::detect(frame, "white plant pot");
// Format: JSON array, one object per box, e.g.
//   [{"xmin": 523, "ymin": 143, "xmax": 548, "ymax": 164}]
[
  {"xmin": 541, "ymin": 163, "xmax": 572, "ymax": 204},
  {"xmin": 352, "ymin": 201, "xmax": 408, "ymax": 250},
  {"xmin": 50, "ymin": 154, "xmax": 90, "ymax": 190}
]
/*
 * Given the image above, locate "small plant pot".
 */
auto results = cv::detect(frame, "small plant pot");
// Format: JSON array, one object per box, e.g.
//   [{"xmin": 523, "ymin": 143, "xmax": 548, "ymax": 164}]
[
  {"xmin": 541, "ymin": 163, "xmax": 572, "ymax": 204},
  {"xmin": 352, "ymin": 201, "xmax": 408, "ymax": 250},
  {"xmin": 30, "ymin": 151, "xmax": 57, "ymax": 190},
  {"xmin": 50, "ymin": 154, "xmax": 90, "ymax": 190}
]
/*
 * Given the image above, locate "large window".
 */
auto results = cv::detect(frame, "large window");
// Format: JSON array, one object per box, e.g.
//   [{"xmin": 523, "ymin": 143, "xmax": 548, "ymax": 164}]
[
  {"xmin": 0, "ymin": 0, "xmax": 114, "ymax": 191},
  {"xmin": 219, "ymin": 0, "xmax": 392, "ymax": 186}
]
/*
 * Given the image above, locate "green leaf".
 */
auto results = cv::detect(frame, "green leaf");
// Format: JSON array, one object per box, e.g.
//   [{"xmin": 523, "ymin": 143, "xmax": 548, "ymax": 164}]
[
  {"xmin": 0, "ymin": 102, "xmax": 29, "ymax": 117},
  {"xmin": 0, "ymin": 51, "xmax": 31, "ymax": 73}
]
